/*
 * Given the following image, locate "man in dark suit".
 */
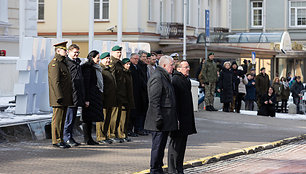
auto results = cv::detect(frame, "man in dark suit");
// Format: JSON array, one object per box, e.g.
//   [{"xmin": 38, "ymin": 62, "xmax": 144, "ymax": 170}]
[
  {"xmin": 144, "ymin": 56, "xmax": 178, "ymax": 174},
  {"xmin": 168, "ymin": 60, "xmax": 197, "ymax": 174}
]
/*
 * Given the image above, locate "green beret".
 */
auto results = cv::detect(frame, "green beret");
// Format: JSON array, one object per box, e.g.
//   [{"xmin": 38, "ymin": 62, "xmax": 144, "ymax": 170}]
[
  {"xmin": 208, "ymin": 52, "xmax": 214, "ymax": 56},
  {"xmin": 100, "ymin": 52, "xmax": 110, "ymax": 59},
  {"xmin": 112, "ymin": 45, "xmax": 122, "ymax": 51},
  {"xmin": 147, "ymin": 53, "xmax": 151, "ymax": 57},
  {"xmin": 122, "ymin": 58, "xmax": 130, "ymax": 65}
]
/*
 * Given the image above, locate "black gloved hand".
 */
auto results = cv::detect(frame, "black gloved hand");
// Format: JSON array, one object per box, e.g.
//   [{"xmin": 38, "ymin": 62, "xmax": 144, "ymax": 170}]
[
  {"xmin": 156, "ymin": 119, "xmax": 164, "ymax": 130},
  {"xmin": 57, "ymin": 98, "xmax": 63, "ymax": 105}
]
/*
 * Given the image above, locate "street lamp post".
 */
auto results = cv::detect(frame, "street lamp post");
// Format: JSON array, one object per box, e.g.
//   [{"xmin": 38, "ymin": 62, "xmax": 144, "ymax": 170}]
[
  {"xmin": 117, "ymin": 0, "xmax": 123, "ymax": 43},
  {"xmin": 89, "ymin": 0, "xmax": 94, "ymax": 51},
  {"xmin": 183, "ymin": 0, "xmax": 187, "ymax": 60},
  {"xmin": 57, "ymin": 0, "xmax": 62, "ymax": 40}
]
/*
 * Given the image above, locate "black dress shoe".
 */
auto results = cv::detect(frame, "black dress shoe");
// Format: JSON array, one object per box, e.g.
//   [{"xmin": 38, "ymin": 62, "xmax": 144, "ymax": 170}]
[
  {"xmin": 98, "ymin": 139, "xmax": 113, "ymax": 144},
  {"xmin": 211, "ymin": 106, "xmax": 218, "ymax": 111},
  {"xmin": 110, "ymin": 138, "xmax": 123, "ymax": 143},
  {"xmin": 128, "ymin": 132, "xmax": 139, "ymax": 137},
  {"xmin": 135, "ymin": 130, "xmax": 149, "ymax": 136},
  {"xmin": 123, "ymin": 137, "xmax": 131, "ymax": 142},
  {"xmin": 53, "ymin": 142, "xmax": 70, "ymax": 149},
  {"xmin": 86, "ymin": 139, "xmax": 99, "ymax": 145},
  {"xmin": 206, "ymin": 106, "xmax": 212, "ymax": 111},
  {"xmin": 66, "ymin": 139, "xmax": 80, "ymax": 147}
]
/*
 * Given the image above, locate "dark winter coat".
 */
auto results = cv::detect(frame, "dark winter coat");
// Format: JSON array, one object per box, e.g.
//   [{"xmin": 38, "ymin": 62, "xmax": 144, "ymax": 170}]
[
  {"xmin": 291, "ymin": 81, "xmax": 304, "ymax": 98},
  {"xmin": 144, "ymin": 66, "xmax": 178, "ymax": 132},
  {"xmin": 66, "ymin": 57, "xmax": 85, "ymax": 107},
  {"xmin": 245, "ymin": 79, "xmax": 256, "ymax": 101},
  {"xmin": 255, "ymin": 73, "xmax": 270, "ymax": 97},
  {"xmin": 230, "ymin": 67, "xmax": 240, "ymax": 96},
  {"xmin": 258, "ymin": 93, "xmax": 276, "ymax": 117},
  {"xmin": 101, "ymin": 64, "xmax": 117, "ymax": 108},
  {"xmin": 272, "ymin": 82, "xmax": 282, "ymax": 102},
  {"xmin": 219, "ymin": 67, "xmax": 234, "ymax": 103},
  {"xmin": 281, "ymin": 82, "xmax": 290, "ymax": 100},
  {"xmin": 172, "ymin": 71, "xmax": 197, "ymax": 136},
  {"xmin": 81, "ymin": 62, "xmax": 104, "ymax": 122},
  {"xmin": 110, "ymin": 56, "xmax": 128, "ymax": 105},
  {"xmin": 123, "ymin": 68, "xmax": 135, "ymax": 108},
  {"xmin": 130, "ymin": 63, "xmax": 148, "ymax": 112},
  {"xmin": 48, "ymin": 54, "xmax": 73, "ymax": 107}
]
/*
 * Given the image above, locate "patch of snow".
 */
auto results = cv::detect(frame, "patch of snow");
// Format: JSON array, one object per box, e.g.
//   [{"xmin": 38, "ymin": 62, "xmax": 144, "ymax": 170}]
[
  {"xmin": 240, "ymin": 110, "xmax": 306, "ymax": 120},
  {"xmin": 0, "ymin": 96, "xmax": 15, "ymax": 106}
]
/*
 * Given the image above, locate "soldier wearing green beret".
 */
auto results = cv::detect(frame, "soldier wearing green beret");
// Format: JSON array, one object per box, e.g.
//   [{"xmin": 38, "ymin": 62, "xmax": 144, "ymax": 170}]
[
  {"xmin": 109, "ymin": 45, "xmax": 131, "ymax": 143},
  {"xmin": 48, "ymin": 41, "xmax": 73, "ymax": 148}
]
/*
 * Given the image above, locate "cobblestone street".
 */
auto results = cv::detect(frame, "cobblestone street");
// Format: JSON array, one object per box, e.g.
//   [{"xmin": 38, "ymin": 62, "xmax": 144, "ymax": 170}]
[{"xmin": 185, "ymin": 140, "xmax": 306, "ymax": 174}]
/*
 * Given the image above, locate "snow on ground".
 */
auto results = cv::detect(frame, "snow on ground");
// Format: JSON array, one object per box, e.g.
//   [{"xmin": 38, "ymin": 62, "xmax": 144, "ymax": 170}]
[
  {"xmin": 0, "ymin": 96, "xmax": 15, "ymax": 106},
  {"xmin": 240, "ymin": 110, "xmax": 306, "ymax": 120}
]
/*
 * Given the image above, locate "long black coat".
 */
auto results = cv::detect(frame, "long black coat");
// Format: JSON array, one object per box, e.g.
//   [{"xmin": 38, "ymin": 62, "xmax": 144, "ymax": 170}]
[
  {"xmin": 144, "ymin": 66, "xmax": 178, "ymax": 132},
  {"xmin": 255, "ymin": 73, "xmax": 270, "ymax": 97},
  {"xmin": 130, "ymin": 63, "xmax": 148, "ymax": 112},
  {"xmin": 81, "ymin": 62, "xmax": 104, "ymax": 122},
  {"xmin": 258, "ymin": 93, "xmax": 276, "ymax": 117},
  {"xmin": 172, "ymin": 71, "xmax": 197, "ymax": 136},
  {"xmin": 291, "ymin": 81, "xmax": 304, "ymax": 98},
  {"xmin": 66, "ymin": 57, "xmax": 85, "ymax": 107},
  {"xmin": 219, "ymin": 68, "xmax": 234, "ymax": 103},
  {"xmin": 230, "ymin": 68, "xmax": 240, "ymax": 96}
]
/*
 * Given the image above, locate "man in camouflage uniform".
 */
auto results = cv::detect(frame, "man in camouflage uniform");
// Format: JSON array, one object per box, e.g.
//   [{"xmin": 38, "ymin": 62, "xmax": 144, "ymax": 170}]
[
  {"xmin": 199, "ymin": 52, "xmax": 218, "ymax": 111},
  {"xmin": 48, "ymin": 41, "xmax": 73, "ymax": 148}
]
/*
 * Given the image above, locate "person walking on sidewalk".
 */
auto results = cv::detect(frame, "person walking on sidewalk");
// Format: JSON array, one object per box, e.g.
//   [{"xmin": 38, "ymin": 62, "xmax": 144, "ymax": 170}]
[
  {"xmin": 96, "ymin": 52, "xmax": 116, "ymax": 144},
  {"xmin": 168, "ymin": 60, "xmax": 197, "ymax": 174},
  {"xmin": 218, "ymin": 61, "xmax": 234, "ymax": 112},
  {"xmin": 144, "ymin": 56, "xmax": 178, "ymax": 174},
  {"xmin": 81, "ymin": 50, "xmax": 104, "ymax": 145},
  {"xmin": 245, "ymin": 74, "xmax": 256, "ymax": 111},
  {"xmin": 255, "ymin": 67, "xmax": 270, "ymax": 110},
  {"xmin": 280, "ymin": 77, "xmax": 290, "ymax": 113},
  {"xmin": 63, "ymin": 44, "xmax": 85, "ymax": 147},
  {"xmin": 48, "ymin": 41, "xmax": 73, "ymax": 148},
  {"xmin": 199, "ymin": 52, "xmax": 218, "ymax": 111},
  {"xmin": 291, "ymin": 76, "xmax": 305, "ymax": 114}
]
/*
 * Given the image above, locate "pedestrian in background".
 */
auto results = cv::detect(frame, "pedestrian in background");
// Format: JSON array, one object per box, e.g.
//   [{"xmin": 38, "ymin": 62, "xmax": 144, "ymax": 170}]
[
  {"xmin": 255, "ymin": 67, "xmax": 270, "ymax": 110},
  {"xmin": 81, "ymin": 50, "xmax": 104, "ymax": 145},
  {"xmin": 96, "ymin": 52, "xmax": 116, "ymax": 144},
  {"xmin": 147, "ymin": 52, "xmax": 157, "ymax": 79},
  {"xmin": 258, "ymin": 87, "xmax": 276, "ymax": 117},
  {"xmin": 245, "ymin": 74, "xmax": 256, "ymax": 111},
  {"xmin": 236, "ymin": 66, "xmax": 248, "ymax": 113},
  {"xmin": 48, "ymin": 41, "xmax": 73, "ymax": 148},
  {"xmin": 230, "ymin": 61, "xmax": 240, "ymax": 112},
  {"xmin": 218, "ymin": 61, "xmax": 233, "ymax": 112},
  {"xmin": 169, "ymin": 60, "xmax": 197, "ymax": 174},
  {"xmin": 291, "ymin": 76, "xmax": 304, "ymax": 114},
  {"xmin": 280, "ymin": 77, "xmax": 290, "ymax": 113},
  {"xmin": 144, "ymin": 56, "xmax": 178, "ymax": 174},
  {"xmin": 199, "ymin": 52, "xmax": 218, "ymax": 111},
  {"xmin": 272, "ymin": 77, "xmax": 281, "ymax": 112},
  {"xmin": 63, "ymin": 44, "xmax": 84, "ymax": 147}
]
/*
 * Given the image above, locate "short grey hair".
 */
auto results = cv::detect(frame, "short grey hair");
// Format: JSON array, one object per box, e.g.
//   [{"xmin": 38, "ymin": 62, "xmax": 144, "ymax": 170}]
[
  {"xmin": 130, "ymin": 53, "xmax": 138, "ymax": 58},
  {"xmin": 138, "ymin": 50, "xmax": 147, "ymax": 56},
  {"xmin": 159, "ymin": 55, "xmax": 173, "ymax": 67}
]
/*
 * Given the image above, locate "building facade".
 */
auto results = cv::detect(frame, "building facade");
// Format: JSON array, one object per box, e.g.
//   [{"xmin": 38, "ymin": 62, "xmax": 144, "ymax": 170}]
[{"xmin": 37, "ymin": 0, "xmax": 229, "ymax": 58}]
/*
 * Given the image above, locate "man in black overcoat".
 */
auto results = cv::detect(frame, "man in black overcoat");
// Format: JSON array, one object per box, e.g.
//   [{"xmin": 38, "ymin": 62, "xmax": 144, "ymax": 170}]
[{"xmin": 144, "ymin": 56, "xmax": 178, "ymax": 174}]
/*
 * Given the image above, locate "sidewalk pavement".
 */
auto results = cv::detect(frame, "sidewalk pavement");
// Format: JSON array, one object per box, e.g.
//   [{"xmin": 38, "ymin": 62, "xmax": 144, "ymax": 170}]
[
  {"xmin": 185, "ymin": 139, "xmax": 306, "ymax": 174},
  {"xmin": 1, "ymin": 111, "xmax": 306, "ymax": 174}
]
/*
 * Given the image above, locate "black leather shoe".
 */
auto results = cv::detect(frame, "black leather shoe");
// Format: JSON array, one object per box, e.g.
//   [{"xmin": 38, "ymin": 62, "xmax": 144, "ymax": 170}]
[
  {"xmin": 135, "ymin": 130, "xmax": 149, "ymax": 136},
  {"xmin": 123, "ymin": 137, "xmax": 131, "ymax": 142},
  {"xmin": 206, "ymin": 106, "xmax": 212, "ymax": 111},
  {"xmin": 53, "ymin": 142, "xmax": 70, "ymax": 149},
  {"xmin": 86, "ymin": 139, "xmax": 99, "ymax": 145},
  {"xmin": 99, "ymin": 139, "xmax": 113, "ymax": 144},
  {"xmin": 66, "ymin": 139, "xmax": 80, "ymax": 147},
  {"xmin": 211, "ymin": 106, "xmax": 218, "ymax": 111},
  {"xmin": 128, "ymin": 132, "xmax": 139, "ymax": 137},
  {"xmin": 110, "ymin": 138, "xmax": 123, "ymax": 143}
]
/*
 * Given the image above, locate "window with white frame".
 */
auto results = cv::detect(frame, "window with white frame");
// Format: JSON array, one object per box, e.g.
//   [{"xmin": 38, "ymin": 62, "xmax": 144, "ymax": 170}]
[
  {"xmin": 38, "ymin": 0, "xmax": 44, "ymax": 21},
  {"xmin": 94, "ymin": 0, "xmax": 109, "ymax": 20},
  {"xmin": 290, "ymin": 1, "xmax": 306, "ymax": 27},
  {"xmin": 251, "ymin": 1, "xmax": 263, "ymax": 27},
  {"xmin": 0, "ymin": 0, "xmax": 8, "ymax": 23}
]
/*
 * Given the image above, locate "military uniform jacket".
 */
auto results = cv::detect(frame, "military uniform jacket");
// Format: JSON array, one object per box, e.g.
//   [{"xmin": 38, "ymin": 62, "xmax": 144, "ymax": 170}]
[
  {"xmin": 199, "ymin": 59, "xmax": 218, "ymax": 84},
  {"xmin": 48, "ymin": 53, "xmax": 73, "ymax": 107},
  {"xmin": 110, "ymin": 56, "xmax": 128, "ymax": 105},
  {"xmin": 101, "ymin": 64, "xmax": 117, "ymax": 108},
  {"xmin": 255, "ymin": 73, "xmax": 270, "ymax": 97}
]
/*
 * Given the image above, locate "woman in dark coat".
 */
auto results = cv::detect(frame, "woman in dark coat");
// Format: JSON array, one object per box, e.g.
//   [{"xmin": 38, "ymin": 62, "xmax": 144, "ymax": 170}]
[
  {"xmin": 245, "ymin": 74, "xmax": 256, "ymax": 111},
  {"xmin": 81, "ymin": 50, "xmax": 104, "ymax": 145},
  {"xmin": 258, "ymin": 87, "xmax": 276, "ymax": 117},
  {"xmin": 218, "ymin": 62, "xmax": 234, "ymax": 112},
  {"xmin": 280, "ymin": 77, "xmax": 290, "ymax": 113}
]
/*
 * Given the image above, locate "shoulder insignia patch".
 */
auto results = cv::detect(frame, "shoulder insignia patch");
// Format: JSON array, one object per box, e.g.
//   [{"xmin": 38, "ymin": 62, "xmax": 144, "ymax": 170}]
[{"xmin": 52, "ymin": 64, "xmax": 56, "ymax": 67}]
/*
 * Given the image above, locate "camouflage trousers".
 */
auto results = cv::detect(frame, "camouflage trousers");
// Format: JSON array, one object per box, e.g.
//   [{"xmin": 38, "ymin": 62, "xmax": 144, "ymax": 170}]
[{"xmin": 204, "ymin": 82, "xmax": 216, "ymax": 106}]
